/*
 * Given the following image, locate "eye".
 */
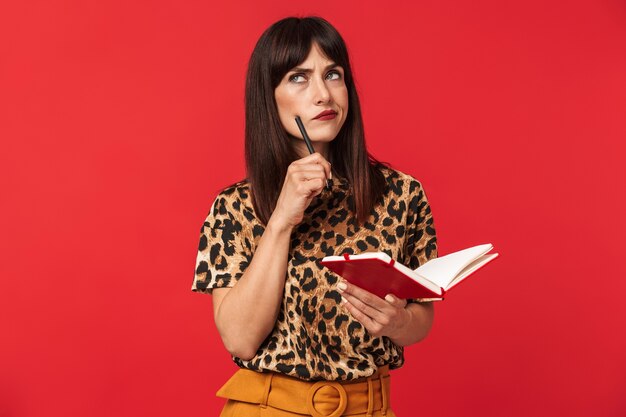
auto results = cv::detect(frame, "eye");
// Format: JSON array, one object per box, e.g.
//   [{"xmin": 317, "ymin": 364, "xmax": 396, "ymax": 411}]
[
  {"xmin": 326, "ymin": 70, "xmax": 342, "ymax": 81},
  {"xmin": 288, "ymin": 73, "xmax": 307, "ymax": 83}
]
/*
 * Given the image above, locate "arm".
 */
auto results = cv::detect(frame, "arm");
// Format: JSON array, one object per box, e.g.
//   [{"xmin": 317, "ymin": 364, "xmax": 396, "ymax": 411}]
[
  {"xmin": 212, "ymin": 220, "xmax": 292, "ymax": 360},
  {"xmin": 211, "ymin": 153, "xmax": 332, "ymax": 360}
]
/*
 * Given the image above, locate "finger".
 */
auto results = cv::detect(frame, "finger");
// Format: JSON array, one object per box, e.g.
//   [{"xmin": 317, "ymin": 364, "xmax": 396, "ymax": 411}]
[
  {"xmin": 384, "ymin": 294, "xmax": 408, "ymax": 308},
  {"xmin": 341, "ymin": 296, "xmax": 379, "ymax": 330},
  {"xmin": 338, "ymin": 281, "xmax": 389, "ymax": 311},
  {"xmin": 291, "ymin": 170, "xmax": 327, "ymax": 185},
  {"xmin": 291, "ymin": 165, "xmax": 327, "ymax": 181},
  {"xmin": 342, "ymin": 292, "xmax": 388, "ymax": 324},
  {"xmin": 292, "ymin": 153, "xmax": 331, "ymax": 180},
  {"xmin": 291, "ymin": 152, "xmax": 326, "ymax": 165},
  {"xmin": 295, "ymin": 177, "xmax": 325, "ymax": 196}
]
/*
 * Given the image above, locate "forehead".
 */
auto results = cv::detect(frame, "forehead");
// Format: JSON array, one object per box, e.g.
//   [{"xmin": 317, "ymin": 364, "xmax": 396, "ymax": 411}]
[{"xmin": 296, "ymin": 43, "xmax": 335, "ymax": 67}]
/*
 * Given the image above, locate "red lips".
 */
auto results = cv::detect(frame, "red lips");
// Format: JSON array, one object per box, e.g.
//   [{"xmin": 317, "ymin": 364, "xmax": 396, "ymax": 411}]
[{"xmin": 313, "ymin": 109, "xmax": 338, "ymax": 119}]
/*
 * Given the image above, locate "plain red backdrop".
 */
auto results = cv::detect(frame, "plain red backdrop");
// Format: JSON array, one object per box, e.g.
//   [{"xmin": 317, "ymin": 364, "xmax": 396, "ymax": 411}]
[{"xmin": 1, "ymin": 1, "xmax": 625, "ymax": 416}]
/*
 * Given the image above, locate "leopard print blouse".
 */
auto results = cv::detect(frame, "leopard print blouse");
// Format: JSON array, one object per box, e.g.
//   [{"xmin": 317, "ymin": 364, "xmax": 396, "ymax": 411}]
[{"xmin": 192, "ymin": 165, "xmax": 437, "ymax": 381}]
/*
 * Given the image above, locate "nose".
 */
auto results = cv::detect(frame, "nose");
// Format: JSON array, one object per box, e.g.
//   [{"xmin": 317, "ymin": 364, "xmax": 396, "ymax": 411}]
[{"xmin": 311, "ymin": 75, "xmax": 331, "ymax": 105}]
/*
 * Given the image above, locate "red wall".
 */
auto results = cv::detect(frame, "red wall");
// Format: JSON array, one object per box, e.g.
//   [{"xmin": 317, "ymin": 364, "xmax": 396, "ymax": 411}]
[{"xmin": 1, "ymin": 1, "xmax": 625, "ymax": 416}]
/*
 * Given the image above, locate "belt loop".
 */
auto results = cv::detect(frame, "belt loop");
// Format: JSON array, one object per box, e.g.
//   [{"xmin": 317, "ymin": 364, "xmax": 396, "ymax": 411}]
[
  {"xmin": 260, "ymin": 372, "xmax": 273, "ymax": 409},
  {"xmin": 366, "ymin": 377, "xmax": 374, "ymax": 417},
  {"xmin": 380, "ymin": 373, "xmax": 388, "ymax": 415}
]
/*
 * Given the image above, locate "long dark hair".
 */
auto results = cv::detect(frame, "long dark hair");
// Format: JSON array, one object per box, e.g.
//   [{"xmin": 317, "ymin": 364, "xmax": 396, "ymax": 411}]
[{"xmin": 245, "ymin": 16, "xmax": 387, "ymax": 226}]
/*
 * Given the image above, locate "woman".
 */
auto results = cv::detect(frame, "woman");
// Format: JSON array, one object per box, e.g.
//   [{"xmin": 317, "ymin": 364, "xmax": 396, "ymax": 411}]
[{"xmin": 192, "ymin": 16, "xmax": 437, "ymax": 416}]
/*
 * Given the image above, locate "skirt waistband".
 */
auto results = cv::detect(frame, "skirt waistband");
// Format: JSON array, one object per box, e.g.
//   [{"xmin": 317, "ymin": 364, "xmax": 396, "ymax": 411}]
[{"xmin": 216, "ymin": 365, "xmax": 391, "ymax": 417}]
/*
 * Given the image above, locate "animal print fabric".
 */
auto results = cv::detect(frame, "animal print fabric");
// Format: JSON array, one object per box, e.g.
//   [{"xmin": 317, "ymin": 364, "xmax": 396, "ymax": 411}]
[{"xmin": 192, "ymin": 166, "xmax": 437, "ymax": 381}]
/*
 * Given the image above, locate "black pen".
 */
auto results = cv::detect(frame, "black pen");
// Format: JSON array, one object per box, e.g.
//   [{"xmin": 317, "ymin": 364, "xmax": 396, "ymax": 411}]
[{"xmin": 295, "ymin": 116, "xmax": 332, "ymax": 191}]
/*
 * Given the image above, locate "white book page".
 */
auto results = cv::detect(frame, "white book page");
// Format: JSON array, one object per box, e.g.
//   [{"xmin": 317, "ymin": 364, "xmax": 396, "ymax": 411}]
[
  {"xmin": 392, "ymin": 261, "xmax": 442, "ymax": 294},
  {"xmin": 322, "ymin": 252, "xmax": 391, "ymax": 263},
  {"xmin": 414, "ymin": 244, "xmax": 493, "ymax": 288},
  {"xmin": 445, "ymin": 253, "xmax": 499, "ymax": 290}
]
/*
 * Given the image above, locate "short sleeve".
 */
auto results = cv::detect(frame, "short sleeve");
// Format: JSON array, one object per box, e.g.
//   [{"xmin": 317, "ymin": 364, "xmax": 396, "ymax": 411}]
[
  {"xmin": 404, "ymin": 180, "xmax": 438, "ymax": 303},
  {"xmin": 191, "ymin": 194, "xmax": 252, "ymax": 294}
]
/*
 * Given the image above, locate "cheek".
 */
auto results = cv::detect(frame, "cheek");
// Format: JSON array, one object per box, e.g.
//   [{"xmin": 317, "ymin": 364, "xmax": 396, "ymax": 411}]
[
  {"xmin": 331, "ymin": 86, "xmax": 348, "ymax": 109},
  {"xmin": 277, "ymin": 99, "xmax": 299, "ymax": 132},
  {"xmin": 274, "ymin": 94, "xmax": 300, "ymax": 135},
  {"xmin": 275, "ymin": 89, "xmax": 300, "ymax": 117},
  {"xmin": 275, "ymin": 97, "xmax": 287, "ymax": 118},
  {"xmin": 338, "ymin": 88, "xmax": 349, "ymax": 116}
]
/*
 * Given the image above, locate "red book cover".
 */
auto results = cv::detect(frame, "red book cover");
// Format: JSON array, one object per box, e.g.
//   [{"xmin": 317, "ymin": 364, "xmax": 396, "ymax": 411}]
[{"xmin": 321, "ymin": 253, "xmax": 444, "ymax": 300}]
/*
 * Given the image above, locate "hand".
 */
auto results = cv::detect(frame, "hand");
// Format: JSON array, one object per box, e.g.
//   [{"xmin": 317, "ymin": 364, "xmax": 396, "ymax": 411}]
[
  {"xmin": 336, "ymin": 280, "xmax": 410, "ymax": 339},
  {"xmin": 268, "ymin": 152, "xmax": 331, "ymax": 232}
]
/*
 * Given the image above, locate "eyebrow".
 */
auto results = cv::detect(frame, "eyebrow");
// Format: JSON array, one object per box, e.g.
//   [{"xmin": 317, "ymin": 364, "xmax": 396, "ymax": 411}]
[{"xmin": 289, "ymin": 63, "xmax": 341, "ymax": 73}]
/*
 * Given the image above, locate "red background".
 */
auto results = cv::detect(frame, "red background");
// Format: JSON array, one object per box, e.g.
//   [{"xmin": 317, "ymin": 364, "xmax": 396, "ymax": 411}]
[{"xmin": 1, "ymin": 1, "xmax": 625, "ymax": 416}]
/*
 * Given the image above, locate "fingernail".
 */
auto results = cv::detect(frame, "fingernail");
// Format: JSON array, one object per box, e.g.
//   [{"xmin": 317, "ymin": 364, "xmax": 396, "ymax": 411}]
[
  {"xmin": 385, "ymin": 294, "xmax": 394, "ymax": 303},
  {"xmin": 341, "ymin": 296, "xmax": 348, "ymax": 304},
  {"xmin": 337, "ymin": 282, "xmax": 347, "ymax": 291}
]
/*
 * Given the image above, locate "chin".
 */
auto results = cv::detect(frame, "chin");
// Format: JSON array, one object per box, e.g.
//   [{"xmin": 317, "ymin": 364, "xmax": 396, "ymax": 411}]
[
  {"xmin": 312, "ymin": 127, "xmax": 342, "ymax": 142},
  {"xmin": 315, "ymin": 134, "xmax": 339, "ymax": 143}
]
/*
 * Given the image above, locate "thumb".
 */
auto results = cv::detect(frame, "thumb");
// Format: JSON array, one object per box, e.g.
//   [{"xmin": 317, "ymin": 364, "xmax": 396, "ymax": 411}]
[{"xmin": 384, "ymin": 294, "xmax": 407, "ymax": 308}]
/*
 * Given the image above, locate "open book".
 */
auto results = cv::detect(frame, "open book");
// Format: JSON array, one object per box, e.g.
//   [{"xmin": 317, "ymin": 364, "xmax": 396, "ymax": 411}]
[{"xmin": 320, "ymin": 244, "xmax": 499, "ymax": 300}]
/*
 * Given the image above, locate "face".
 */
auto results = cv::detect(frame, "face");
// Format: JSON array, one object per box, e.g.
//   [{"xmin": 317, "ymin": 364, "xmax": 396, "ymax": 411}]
[{"xmin": 274, "ymin": 43, "xmax": 349, "ymax": 155}]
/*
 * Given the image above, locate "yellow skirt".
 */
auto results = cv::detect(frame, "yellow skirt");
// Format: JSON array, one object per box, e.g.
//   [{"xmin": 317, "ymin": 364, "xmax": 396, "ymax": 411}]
[{"xmin": 217, "ymin": 365, "xmax": 395, "ymax": 417}]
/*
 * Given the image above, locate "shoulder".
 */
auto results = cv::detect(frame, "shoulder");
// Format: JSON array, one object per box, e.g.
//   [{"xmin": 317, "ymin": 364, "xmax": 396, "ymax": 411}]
[
  {"xmin": 207, "ymin": 179, "xmax": 251, "ymax": 217},
  {"xmin": 217, "ymin": 179, "xmax": 250, "ymax": 199},
  {"xmin": 377, "ymin": 165, "xmax": 426, "ymax": 196}
]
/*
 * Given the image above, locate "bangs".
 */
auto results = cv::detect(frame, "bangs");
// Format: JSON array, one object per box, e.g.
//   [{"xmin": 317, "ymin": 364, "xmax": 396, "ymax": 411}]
[{"xmin": 268, "ymin": 17, "xmax": 351, "ymax": 88}]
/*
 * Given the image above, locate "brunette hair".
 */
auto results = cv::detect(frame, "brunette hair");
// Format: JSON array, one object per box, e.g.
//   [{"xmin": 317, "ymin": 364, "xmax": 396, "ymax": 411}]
[{"xmin": 244, "ymin": 16, "xmax": 387, "ymax": 226}]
